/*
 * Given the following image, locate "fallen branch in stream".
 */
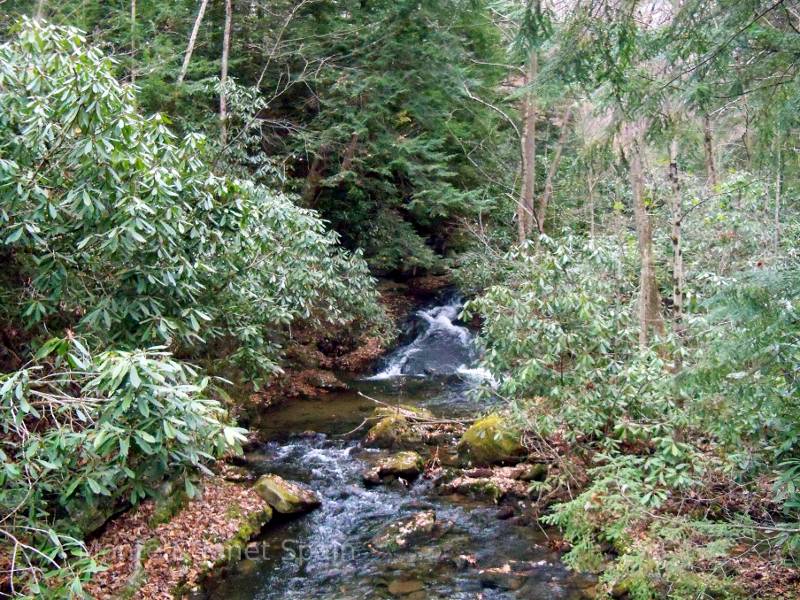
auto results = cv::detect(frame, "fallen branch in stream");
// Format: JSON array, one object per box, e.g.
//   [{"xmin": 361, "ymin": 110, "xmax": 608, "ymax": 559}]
[
  {"xmin": 339, "ymin": 416, "xmax": 382, "ymax": 437},
  {"xmin": 356, "ymin": 392, "xmax": 476, "ymax": 425},
  {"xmin": 338, "ymin": 393, "xmax": 476, "ymax": 438}
]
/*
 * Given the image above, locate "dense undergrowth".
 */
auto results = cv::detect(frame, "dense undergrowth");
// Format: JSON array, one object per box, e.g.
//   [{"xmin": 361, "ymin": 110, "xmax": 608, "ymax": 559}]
[{"xmin": 460, "ymin": 231, "xmax": 800, "ymax": 598}]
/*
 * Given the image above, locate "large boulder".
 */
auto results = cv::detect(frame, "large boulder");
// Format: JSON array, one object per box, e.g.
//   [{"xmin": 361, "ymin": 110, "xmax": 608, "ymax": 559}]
[
  {"xmin": 457, "ymin": 413, "xmax": 526, "ymax": 466},
  {"xmin": 363, "ymin": 451, "xmax": 425, "ymax": 485},
  {"xmin": 254, "ymin": 474, "xmax": 321, "ymax": 514}
]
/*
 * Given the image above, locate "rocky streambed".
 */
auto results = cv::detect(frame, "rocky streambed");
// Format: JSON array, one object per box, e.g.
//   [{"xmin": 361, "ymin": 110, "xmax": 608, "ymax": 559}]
[{"xmin": 194, "ymin": 295, "xmax": 595, "ymax": 599}]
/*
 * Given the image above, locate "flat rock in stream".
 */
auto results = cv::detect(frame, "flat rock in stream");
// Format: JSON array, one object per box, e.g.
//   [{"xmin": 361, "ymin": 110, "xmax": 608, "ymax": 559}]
[
  {"xmin": 370, "ymin": 510, "xmax": 452, "ymax": 553},
  {"xmin": 254, "ymin": 474, "xmax": 321, "ymax": 514},
  {"xmin": 479, "ymin": 560, "xmax": 555, "ymax": 591},
  {"xmin": 440, "ymin": 475, "xmax": 529, "ymax": 502},
  {"xmin": 363, "ymin": 451, "xmax": 425, "ymax": 485}
]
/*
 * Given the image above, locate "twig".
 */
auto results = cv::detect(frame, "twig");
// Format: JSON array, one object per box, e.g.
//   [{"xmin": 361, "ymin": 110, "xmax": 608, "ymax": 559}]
[{"xmin": 356, "ymin": 392, "xmax": 475, "ymax": 425}]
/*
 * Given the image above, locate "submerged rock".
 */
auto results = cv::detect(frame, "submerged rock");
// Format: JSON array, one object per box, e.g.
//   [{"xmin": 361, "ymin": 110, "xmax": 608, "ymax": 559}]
[
  {"xmin": 363, "ymin": 451, "xmax": 425, "ymax": 485},
  {"xmin": 387, "ymin": 578, "xmax": 425, "ymax": 595},
  {"xmin": 253, "ymin": 474, "xmax": 321, "ymax": 514},
  {"xmin": 370, "ymin": 510, "xmax": 451, "ymax": 552},
  {"xmin": 457, "ymin": 413, "xmax": 526, "ymax": 466}
]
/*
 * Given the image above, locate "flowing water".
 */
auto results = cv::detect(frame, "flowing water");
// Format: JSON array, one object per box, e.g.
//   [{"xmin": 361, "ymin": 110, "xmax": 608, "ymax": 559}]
[{"xmin": 198, "ymin": 295, "xmax": 593, "ymax": 600}]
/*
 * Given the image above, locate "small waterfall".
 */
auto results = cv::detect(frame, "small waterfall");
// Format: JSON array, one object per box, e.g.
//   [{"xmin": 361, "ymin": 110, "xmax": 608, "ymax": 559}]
[{"xmin": 367, "ymin": 295, "xmax": 479, "ymax": 379}]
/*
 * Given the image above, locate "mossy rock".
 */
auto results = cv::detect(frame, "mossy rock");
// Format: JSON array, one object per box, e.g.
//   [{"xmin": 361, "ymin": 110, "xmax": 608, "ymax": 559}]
[
  {"xmin": 148, "ymin": 479, "xmax": 190, "ymax": 527},
  {"xmin": 363, "ymin": 451, "xmax": 425, "ymax": 484},
  {"xmin": 173, "ymin": 503, "xmax": 273, "ymax": 597},
  {"xmin": 457, "ymin": 413, "xmax": 526, "ymax": 466},
  {"xmin": 518, "ymin": 463, "xmax": 548, "ymax": 482},
  {"xmin": 254, "ymin": 474, "xmax": 321, "ymax": 514},
  {"xmin": 364, "ymin": 415, "xmax": 421, "ymax": 449},
  {"xmin": 61, "ymin": 497, "xmax": 120, "ymax": 537}
]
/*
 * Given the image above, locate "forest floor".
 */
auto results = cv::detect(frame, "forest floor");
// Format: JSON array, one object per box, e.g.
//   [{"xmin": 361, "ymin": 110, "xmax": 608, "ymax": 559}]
[{"xmin": 85, "ymin": 477, "xmax": 269, "ymax": 600}]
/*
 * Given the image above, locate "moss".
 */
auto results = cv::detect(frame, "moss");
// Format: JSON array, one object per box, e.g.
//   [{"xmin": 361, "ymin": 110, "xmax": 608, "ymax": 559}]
[
  {"xmin": 383, "ymin": 451, "xmax": 425, "ymax": 473},
  {"xmin": 458, "ymin": 413, "xmax": 526, "ymax": 466},
  {"xmin": 364, "ymin": 415, "xmax": 416, "ymax": 449},
  {"xmin": 148, "ymin": 486, "xmax": 189, "ymax": 528},
  {"xmin": 173, "ymin": 504, "xmax": 273, "ymax": 597},
  {"xmin": 518, "ymin": 463, "xmax": 548, "ymax": 482},
  {"xmin": 374, "ymin": 404, "xmax": 434, "ymax": 420},
  {"xmin": 225, "ymin": 503, "xmax": 244, "ymax": 520},
  {"xmin": 364, "ymin": 451, "xmax": 425, "ymax": 484},
  {"xmin": 254, "ymin": 474, "xmax": 321, "ymax": 513}
]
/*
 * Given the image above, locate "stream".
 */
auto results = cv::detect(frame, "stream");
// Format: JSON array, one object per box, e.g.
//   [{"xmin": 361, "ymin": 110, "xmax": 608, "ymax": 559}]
[{"xmin": 198, "ymin": 295, "xmax": 593, "ymax": 599}]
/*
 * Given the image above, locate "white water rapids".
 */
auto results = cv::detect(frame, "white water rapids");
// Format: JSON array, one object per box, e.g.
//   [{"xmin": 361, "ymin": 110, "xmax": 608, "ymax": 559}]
[{"xmin": 367, "ymin": 295, "xmax": 494, "ymax": 384}]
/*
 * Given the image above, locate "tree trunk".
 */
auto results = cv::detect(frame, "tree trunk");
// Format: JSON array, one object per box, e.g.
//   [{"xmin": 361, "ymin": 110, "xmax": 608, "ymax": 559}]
[
  {"xmin": 535, "ymin": 104, "xmax": 571, "ymax": 234},
  {"xmin": 587, "ymin": 164, "xmax": 596, "ymax": 238},
  {"xmin": 220, "ymin": 0, "xmax": 233, "ymax": 145},
  {"xmin": 518, "ymin": 51, "xmax": 537, "ymax": 243},
  {"xmin": 130, "ymin": 0, "xmax": 136, "ymax": 84},
  {"xmin": 775, "ymin": 146, "xmax": 782, "ymax": 253},
  {"xmin": 340, "ymin": 133, "xmax": 359, "ymax": 172},
  {"xmin": 178, "ymin": 0, "xmax": 211, "ymax": 84},
  {"xmin": 302, "ymin": 145, "xmax": 331, "ymax": 206},
  {"xmin": 702, "ymin": 113, "xmax": 717, "ymax": 189},
  {"xmin": 623, "ymin": 120, "xmax": 665, "ymax": 348},
  {"xmin": 668, "ymin": 138, "xmax": 685, "ymax": 362}
]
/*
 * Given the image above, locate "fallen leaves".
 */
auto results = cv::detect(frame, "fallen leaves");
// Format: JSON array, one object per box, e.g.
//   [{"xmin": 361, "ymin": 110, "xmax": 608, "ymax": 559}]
[{"xmin": 85, "ymin": 477, "xmax": 268, "ymax": 599}]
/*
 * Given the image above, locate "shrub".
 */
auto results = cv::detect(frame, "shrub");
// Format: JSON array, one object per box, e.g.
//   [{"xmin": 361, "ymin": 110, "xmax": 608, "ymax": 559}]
[
  {"xmin": 0, "ymin": 338, "xmax": 245, "ymax": 597},
  {"xmin": 0, "ymin": 19, "xmax": 382, "ymax": 383}
]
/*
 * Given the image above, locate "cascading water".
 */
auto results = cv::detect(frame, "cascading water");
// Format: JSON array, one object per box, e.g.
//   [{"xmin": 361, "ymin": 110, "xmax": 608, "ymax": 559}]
[
  {"xmin": 199, "ymin": 295, "xmax": 591, "ymax": 600},
  {"xmin": 368, "ymin": 295, "xmax": 493, "ymax": 384}
]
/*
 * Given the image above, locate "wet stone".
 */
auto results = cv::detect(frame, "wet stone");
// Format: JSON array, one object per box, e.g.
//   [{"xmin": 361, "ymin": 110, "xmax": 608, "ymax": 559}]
[
  {"xmin": 362, "ymin": 451, "xmax": 425, "ymax": 485},
  {"xmin": 495, "ymin": 506, "xmax": 515, "ymax": 520},
  {"xmin": 253, "ymin": 474, "xmax": 321, "ymax": 514},
  {"xmin": 370, "ymin": 511, "xmax": 451, "ymax": 553},
  {"xmin": 387, "ymin": 578, "xmax": 425, "ymax": 595}
]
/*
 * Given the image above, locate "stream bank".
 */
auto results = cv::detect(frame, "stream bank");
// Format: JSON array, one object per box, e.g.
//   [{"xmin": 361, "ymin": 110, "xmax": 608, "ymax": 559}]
[
  {"xmin": 86, "ymin": 288, "xmax": 595, "ymax": 599},
  {"xmin": 195, "ymin": 293, "xmax": 595, "ymax": 599}
]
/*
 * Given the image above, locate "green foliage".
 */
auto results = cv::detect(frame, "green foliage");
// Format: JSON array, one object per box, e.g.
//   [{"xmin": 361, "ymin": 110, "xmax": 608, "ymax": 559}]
[
  {"xmin": 0, "ymin": 19, "xmax": 381, "ymax": 382},
  {"xmin": 0, "ymin": 338, "xmax": 243, "ymax": 597},
  {"xmin": 225, "ymin": 0, "xmax": 512, "ymax": 272},
  {"xmin": 466, "ymin": 235, "xmax": 681, "ymax": 442},
  {"xmin": 545, "ymin": 459, "xmax": 741, "ymax": 599},
  {"xmin": 461, "ymin": 220, "xmax": 800, "ymax": 593},
  {"xmin": 685, "ymin": 263, "xmax": 800, "ymax": 513},
  {"xmin": 0, "ymin": 20, "xmax": 385, "ymax": 597}
]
